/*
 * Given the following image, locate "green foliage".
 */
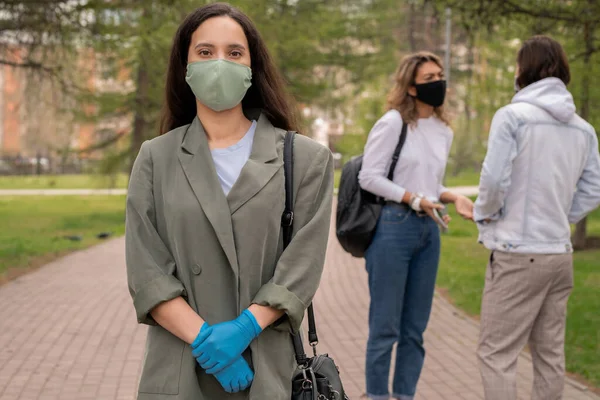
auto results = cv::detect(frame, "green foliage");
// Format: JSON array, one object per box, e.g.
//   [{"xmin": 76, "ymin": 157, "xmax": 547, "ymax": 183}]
[
  {"xmin": 7, "ymin": 0, "xmax": 600, "ymax": 162},
  {"xmin": 436, "ymin": 0, "xmax": 600, "ymax": 132},
  {"xmin": 335, "ymin": 133, "xmax": 367, "ymax": 164},
  {"xmin": 97, "ymin": 149, "xmax": 131, "ymax": 187},
  {"xmin": 425, "ymin": 0, "xmax": 600, "ymax": 183},
  {"xmin": 2, "ymin": 0, "xmax": 409, "ymax": 173},
  {"xmin": 334, "ymin": 81, "xmax": 389, "ymax": 163},
  {"xmin": 75, "ymin": 0, "xmax": 406, "ymax": 170}
]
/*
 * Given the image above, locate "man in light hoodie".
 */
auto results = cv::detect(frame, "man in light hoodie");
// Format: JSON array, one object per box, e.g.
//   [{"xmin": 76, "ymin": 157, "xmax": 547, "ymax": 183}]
[{"xmin": 474, "ymin": 35, "xmax": 600, "ymax": 400}]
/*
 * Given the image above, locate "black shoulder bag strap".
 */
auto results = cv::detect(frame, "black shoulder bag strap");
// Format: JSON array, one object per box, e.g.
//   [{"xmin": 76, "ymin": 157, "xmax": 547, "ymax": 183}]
[
  {"xmin": 281, "ymin": 131, "xmax": 316, "ymax": 366},
  {"xmin": 387, "ymin": 122, "xmax": 408, "ymax": 181}
]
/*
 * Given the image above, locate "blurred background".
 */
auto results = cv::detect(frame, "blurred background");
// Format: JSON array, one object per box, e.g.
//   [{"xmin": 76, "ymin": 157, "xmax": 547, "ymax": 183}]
[
  {"xmin": 1, "ymin": 1, "xmax": 599, "ymax": 243},
  {"xmin": 0, "ymin": 0, "xmax": 599, "ymax": 394},
  {"xmin": 0, "ymin": 1, "xmax": 597, "ymax": 175}
]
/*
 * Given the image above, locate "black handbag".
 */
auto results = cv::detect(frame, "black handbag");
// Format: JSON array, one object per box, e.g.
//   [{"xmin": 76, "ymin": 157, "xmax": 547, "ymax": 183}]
[
  {"xmin": 335, "ymin": 122, "xmax": 408, "ymax": 257},
  {"xmin": 282, "ymin": 131, "xmax": 349, "ymax": 400}
]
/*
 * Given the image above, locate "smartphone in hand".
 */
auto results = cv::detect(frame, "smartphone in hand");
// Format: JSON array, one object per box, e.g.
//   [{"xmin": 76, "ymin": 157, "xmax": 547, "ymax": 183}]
[{"xmin": 433, "ymin": 205, "xmax": 449, "ymax": 233}]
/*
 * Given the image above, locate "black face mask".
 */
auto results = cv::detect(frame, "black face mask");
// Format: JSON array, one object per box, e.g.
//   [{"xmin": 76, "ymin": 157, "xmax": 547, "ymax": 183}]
[{"xmin": 414, "ymin": 79, "xmax": 447, "ymax": 107}]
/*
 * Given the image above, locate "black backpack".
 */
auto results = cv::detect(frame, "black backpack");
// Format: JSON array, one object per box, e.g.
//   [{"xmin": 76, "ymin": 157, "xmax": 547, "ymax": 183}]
[{"xmin": 335, "ymin": 122, "xmax": 408, "ymax": 257}]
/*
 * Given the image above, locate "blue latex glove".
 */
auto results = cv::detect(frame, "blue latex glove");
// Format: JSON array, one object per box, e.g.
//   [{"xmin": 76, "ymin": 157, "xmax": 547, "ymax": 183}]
[
  {"xmin": 212, "ymin": 357, "xmax": 254, "ymax": 393},
  {"xmin": 192, "ymin": 324, "xmax": 254, "ymax": 393},
  {"xmin": 191, "ymin": 309, "xmax": 262, "ymax": 374}
]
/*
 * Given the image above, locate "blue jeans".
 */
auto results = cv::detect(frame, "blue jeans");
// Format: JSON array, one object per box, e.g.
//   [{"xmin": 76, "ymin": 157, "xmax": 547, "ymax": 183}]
[{"xmin": 365, "ymin": 204, "xmax": 441, "ymax": 399}]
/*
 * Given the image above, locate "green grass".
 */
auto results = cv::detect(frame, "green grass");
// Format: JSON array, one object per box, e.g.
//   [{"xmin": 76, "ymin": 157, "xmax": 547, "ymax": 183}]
[
  {"xmin": 437, "ymin": 204, "xmax": 600, "ymax": 387},
  {"xmin": 0, "ymin": 196, "xmax": 126, "ymax": 279},
  {"xmin": 0, "ymin": 173, "xmax": 129, "ymax": 189},
  {"xmin": 334, "ymin": 169, "xmax": 341, "ymax": 189},
  {"xmin": 2, "ymin": 168, "xmax": 476, "ymax": 191},
  {"xmin": 333, "ymin": 169, "xmax": 480, "ymax": 190}
]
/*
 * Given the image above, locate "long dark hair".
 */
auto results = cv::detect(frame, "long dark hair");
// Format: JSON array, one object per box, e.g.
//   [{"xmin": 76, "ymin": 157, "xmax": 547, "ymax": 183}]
[{"xmin": 160, "ymin": 2, "xmax": 298, "ymax": 134}]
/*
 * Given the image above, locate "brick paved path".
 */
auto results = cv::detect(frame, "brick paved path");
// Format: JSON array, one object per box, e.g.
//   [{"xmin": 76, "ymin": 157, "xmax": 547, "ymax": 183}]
[{"xmin": 1, "ymin": 224, "xmax": 597, "ymax": 399}]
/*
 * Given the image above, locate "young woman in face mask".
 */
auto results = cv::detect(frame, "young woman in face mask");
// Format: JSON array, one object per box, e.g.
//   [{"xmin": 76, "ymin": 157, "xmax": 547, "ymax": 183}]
[
  {"xmin": 125, "ymin": 3, "xmax": 334, "ymax": 399},
  {"xmin": 358, "ymin": 52, "xmax": 474, "ymax": 400}
]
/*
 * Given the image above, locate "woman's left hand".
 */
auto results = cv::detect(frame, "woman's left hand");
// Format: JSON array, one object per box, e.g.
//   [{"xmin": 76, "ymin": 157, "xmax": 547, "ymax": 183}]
[
  {"xmin": 192, "ymin": 309, "xmax": 262, "ymax": 374},
  {"xmin": 454, "ymin": 195, "xmax": 474, "ymax": 220},
  {"xmin": 442, "ymin": 214, "xmax": 452, "ymax": 225}
]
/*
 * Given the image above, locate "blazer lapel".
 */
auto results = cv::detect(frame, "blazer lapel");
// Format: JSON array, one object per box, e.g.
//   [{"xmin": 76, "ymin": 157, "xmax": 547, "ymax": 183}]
[
  {"xmin": 178, "ymin": 117, "xmax": 239, "ymax": 275},
  {"xmin": 227, "ymin": 113, "xmax": 283, "ymax": 214}
]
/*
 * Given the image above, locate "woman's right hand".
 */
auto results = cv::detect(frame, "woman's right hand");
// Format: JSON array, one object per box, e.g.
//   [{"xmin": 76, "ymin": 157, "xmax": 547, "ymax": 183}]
[
  {"xmin": 192, "ymin": 310, "xmax": 261, "ymax": 374},
  {"xmin": 420, "ymin": 198, "xmax": 446, "ymax": 223},
  {"xmin": 193, "ymin": 324, "xmax": 254, "ymax": 393},
  {"xmin": 212, "ymin": 357, "xmax": 254, "ymax": 393}
]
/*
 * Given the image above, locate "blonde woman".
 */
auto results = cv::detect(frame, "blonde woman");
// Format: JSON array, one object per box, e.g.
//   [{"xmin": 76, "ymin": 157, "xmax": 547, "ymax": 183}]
[{"xmin": 358, "ymin": 52, "xmax": 473, "ymax": 400}]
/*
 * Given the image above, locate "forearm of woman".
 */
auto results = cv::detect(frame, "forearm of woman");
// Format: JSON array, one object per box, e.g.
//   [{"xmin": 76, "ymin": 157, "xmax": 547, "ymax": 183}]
[
  {"xmin": 439, "ymin": 191, "xmax": 458, "ymax": 204},
  {"xmin": 248, "ymin": 304, "xmax": 285, "ymax": 330},
  {"xmin": 150, "ymin": 296, "xmax": 205, "ymax": 344}
]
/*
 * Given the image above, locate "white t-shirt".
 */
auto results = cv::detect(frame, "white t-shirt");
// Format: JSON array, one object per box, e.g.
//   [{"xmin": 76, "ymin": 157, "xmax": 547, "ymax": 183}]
[
  {"xmin": 358, "ymin": 109, "xmax": 453, "ymax": 202},
  {"xmin": 210, "ymin": 120, "xmax": 257, "ymax": 196}
]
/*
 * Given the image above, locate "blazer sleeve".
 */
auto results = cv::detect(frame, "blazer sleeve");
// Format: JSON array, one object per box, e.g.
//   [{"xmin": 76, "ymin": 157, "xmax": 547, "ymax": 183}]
[
  {"xmin": 252, "ymin": 145, "xmax": 334, "ymax": 333},
  {"xmin": 125, "ymin": 141, "xmax": 186, "ymax": 325}
]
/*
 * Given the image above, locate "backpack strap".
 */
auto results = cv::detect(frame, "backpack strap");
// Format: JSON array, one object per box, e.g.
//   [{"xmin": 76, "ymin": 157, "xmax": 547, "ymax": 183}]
[
  {"xmin": 282, "ymin": 131, "xmax": 317, "ymax": 366},
  {"xmin": 387, "ymin": 122, "xmax": 408, "ymax": 181},
  {"xmin": 282, "ymin": 131, "xmax": 295, "ymax": 243}
]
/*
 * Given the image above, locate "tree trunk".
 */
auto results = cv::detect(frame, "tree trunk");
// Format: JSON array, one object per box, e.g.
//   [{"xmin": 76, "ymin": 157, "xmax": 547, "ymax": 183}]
[
  {"xmin": 129, "ymin": 6, "xmax": 151, "ymax": 175},
  {"xmin": 452, "ymin": 28, "xmax": 474, "ymax": 176},
  {"xmin": 130, "ymin": 61, "xmax": 149, "ymax": 174},
  {"xmin": 408, "ymin": 1, "xmax": 417, "ymax": 52},
  {"xmin": 424, "ymin": 0, "xmax": 433, "ymax": 50},
  {"xmin": 573, "ymin": 19, "xmax": 593, "ymax": 249},
  {"xmin": 35, "ymin": 151, "xmax": 42, "ymax": 175},
  {"xmin": 429, "ymin": 1, "xmax": 441, "ymax": 50}
]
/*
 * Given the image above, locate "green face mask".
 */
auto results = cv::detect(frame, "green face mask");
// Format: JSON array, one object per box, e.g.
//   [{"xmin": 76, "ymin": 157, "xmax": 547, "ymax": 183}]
[{"xmin": 185, "ymin": 59, "xmax": 252, "ymax": 112}]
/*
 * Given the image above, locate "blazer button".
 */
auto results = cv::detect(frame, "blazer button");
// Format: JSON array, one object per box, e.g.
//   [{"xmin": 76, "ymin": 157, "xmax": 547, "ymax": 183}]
[{"xmin": 192, "ymin": 263, "xmax": 202, "ymax": 275}]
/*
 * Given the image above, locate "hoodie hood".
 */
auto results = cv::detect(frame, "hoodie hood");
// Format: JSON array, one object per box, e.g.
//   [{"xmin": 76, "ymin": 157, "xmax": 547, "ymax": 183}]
[{"xmin": 512, "ymin": 77, "xmax": 576, "ymax": 122}]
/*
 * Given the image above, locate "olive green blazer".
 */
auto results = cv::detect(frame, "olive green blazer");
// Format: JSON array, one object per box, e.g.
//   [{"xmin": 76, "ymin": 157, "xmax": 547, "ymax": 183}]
[{"xmin": 125, "ymin": 111, "xmax": 334, "ymax": 400}]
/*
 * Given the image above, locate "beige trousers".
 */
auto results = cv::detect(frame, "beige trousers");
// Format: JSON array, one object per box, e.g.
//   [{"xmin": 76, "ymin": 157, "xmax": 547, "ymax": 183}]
[{"xmin": 477, "ymin": 251, "xmax": 573, "ymax": 400}]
